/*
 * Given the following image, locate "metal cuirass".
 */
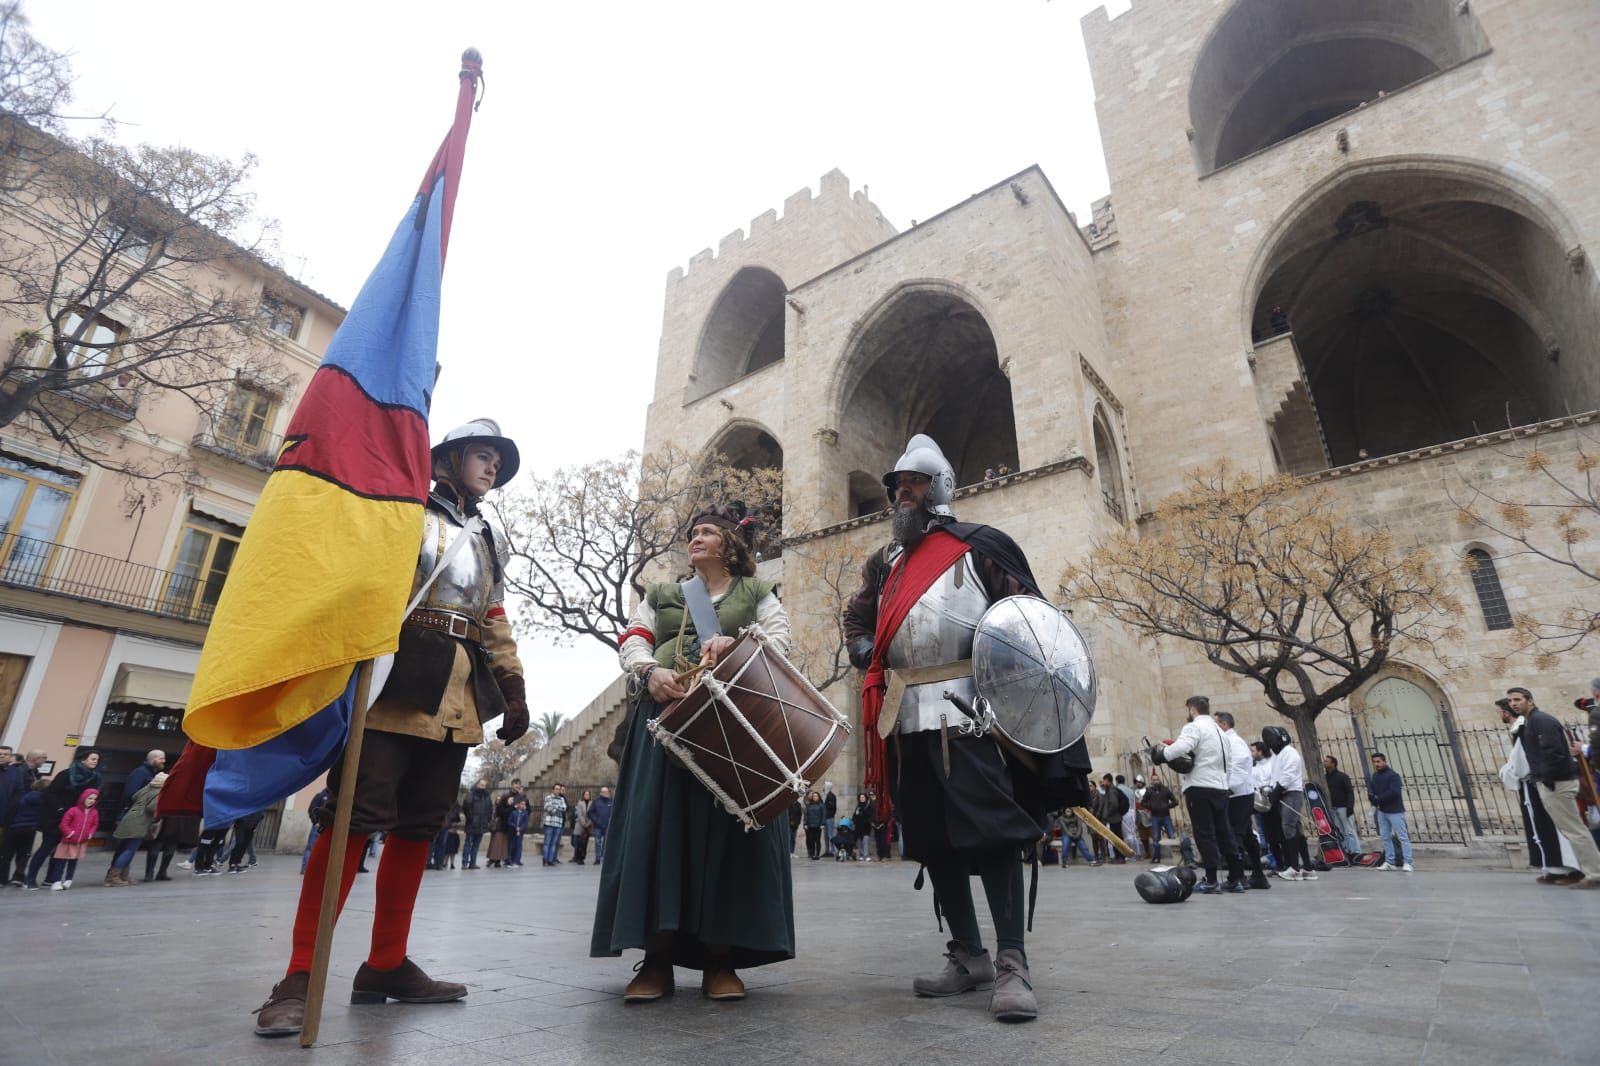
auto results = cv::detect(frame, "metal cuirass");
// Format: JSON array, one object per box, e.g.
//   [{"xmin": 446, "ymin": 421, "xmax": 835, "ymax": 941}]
[
  {"xmin": 414, "ymin": 509, "xmax": 497, "ymax": 622},
  {"xmin": 885, "ymin": 553, "xmax": 990, "ymax": 733}
]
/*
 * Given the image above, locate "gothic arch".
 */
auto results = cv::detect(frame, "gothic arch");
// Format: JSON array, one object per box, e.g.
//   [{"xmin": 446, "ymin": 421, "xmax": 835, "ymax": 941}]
[
  {"xmin": 687, "ymin": 266, "xmax": 787, "ymax": 403},
  {"xmin": 1243, "ymin": 159, "xmax": 1600, "ymax": 466},
  {"xmin": 831, "ymin": 281, "xmax": 1018, "ymax": 490},
  {"xmin": 1092, "ymin": 404, "xmax": 1127, "ymax": 523},
  {"xmin": 1189, "ymin": 0, "xmax": 1489, "ymax": 173}
]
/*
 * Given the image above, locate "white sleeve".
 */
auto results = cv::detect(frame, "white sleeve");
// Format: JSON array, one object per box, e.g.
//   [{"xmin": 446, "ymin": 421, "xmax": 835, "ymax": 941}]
[
  {"xmin": 1163, "ymin": 720, "xmax": 1201, "ymax": 763},
  {"xmin": 618, "ymin": 598, "xmax": 658, "ymax": 674},
  {"xmin": 755, "ymin": 592, "xmax": 792, "ymax": 655}
]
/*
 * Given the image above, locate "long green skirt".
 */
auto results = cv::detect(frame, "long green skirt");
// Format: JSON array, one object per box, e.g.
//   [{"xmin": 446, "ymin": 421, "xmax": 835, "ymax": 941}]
[{"xmin": 590, "ymin": 695, "xmax": 795, "ymax": 970}]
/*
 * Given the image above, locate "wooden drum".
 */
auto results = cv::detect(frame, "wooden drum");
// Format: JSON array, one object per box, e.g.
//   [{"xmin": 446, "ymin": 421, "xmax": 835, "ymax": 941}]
[{"xmin": 646, "ymin": 624, "xmax": 851, "ymax": 830}]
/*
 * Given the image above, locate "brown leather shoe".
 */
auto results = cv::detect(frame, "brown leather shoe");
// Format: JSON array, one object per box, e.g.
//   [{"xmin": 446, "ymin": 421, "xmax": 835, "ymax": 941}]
[
  {"xmin": 701, "ymin": 965, "xmax": 746, "ymax": 1001},
  {"xmin": 624, "ymin": 958, "xmax": 674, "ymax": 1003},
  {"xmin": 350, "ymin": 958, "xmax": 467, "ymax": 1004},
  {"xmin": 253, "ymin": 972, "xmax": 309, "ymax": 1037}
]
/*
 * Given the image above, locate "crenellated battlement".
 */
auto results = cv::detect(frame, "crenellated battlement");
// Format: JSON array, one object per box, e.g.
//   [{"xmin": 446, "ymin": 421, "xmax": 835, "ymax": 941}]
[{"xmin": 665, "ymin": 168, "xmax": 897, "ymax": 286}]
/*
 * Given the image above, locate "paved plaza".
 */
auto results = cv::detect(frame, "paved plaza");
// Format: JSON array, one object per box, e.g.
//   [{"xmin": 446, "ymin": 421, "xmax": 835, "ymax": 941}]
[{"xmin": 1, "ymin": 853, "xmax": 1596, "ymax": 1065}]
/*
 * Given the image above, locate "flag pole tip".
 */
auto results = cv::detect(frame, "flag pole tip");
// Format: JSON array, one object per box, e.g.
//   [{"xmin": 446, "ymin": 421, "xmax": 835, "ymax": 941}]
[{"xmin": 462, "ymin": 47, "xmax": 483, "ymax": 66}]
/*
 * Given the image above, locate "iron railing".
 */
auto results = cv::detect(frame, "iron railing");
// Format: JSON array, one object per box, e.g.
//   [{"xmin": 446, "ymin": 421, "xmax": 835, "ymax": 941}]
[
  {"xmin": 191, "ymin": 422, "xmax": 283, "ymax": 471},
  {"xmin": 0, "ymin": 532, "xmax": 215, "ymax": 623}
]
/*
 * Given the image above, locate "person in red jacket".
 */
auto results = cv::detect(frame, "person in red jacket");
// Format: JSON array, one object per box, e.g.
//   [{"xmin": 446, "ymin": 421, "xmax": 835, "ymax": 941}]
[{"xmin": 48, "ymin": 788, "xmax": 100, "ymax": 890}]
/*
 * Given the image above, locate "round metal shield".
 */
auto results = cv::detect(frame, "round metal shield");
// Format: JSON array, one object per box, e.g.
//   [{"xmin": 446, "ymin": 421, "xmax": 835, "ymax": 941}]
[{"xmin": 971, "ymin": 595, "xmax": 1095, "ymax": 754}]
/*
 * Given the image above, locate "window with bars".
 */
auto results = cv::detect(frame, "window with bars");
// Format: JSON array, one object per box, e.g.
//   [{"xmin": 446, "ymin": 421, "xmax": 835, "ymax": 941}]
[{"xmin": 1466, "ymin": 548, "xmax": 1513, "ymax": 631}]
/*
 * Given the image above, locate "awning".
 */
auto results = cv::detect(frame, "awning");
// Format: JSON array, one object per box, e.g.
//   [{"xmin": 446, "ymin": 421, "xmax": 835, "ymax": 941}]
[{"xmin": 109, "ymin": 665, "xmax": 193, "ymax": 711}]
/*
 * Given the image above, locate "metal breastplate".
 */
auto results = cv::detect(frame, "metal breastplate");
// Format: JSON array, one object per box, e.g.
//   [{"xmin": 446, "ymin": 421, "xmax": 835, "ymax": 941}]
[
  {"xmin": 886, "ymin": 554, "xmax": 990, "ymax": 733},
  {"xmin": 414, "ymin": 509, "xmax": 495, "ymax": 622}
]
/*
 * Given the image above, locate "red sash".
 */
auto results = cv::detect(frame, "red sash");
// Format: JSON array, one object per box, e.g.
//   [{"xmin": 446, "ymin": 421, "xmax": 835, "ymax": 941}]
[{"xmin": 861, "ymin": 530, "xmax": 973, "ymax": 824}]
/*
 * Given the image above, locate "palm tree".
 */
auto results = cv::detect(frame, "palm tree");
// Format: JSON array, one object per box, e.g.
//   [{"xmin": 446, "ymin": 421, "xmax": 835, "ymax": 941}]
[{"xmin": 536, "ymin": 711, "xmax": 566, "ymax": 747}]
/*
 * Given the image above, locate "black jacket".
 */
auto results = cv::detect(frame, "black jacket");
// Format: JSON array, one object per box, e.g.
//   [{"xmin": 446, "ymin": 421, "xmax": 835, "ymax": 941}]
[
  {"xmin": 463, "ymin": 787, "xmax": 495, "ymax": 833},
  {"xmin": 1325, "ymin": 768, "xmax": 1355, "ymax": 813},
  {"xmin": 824, "ymin": 791, "xmax": 837, "ymax": 818},
  {"xmin": 1523, "ymin": 707, "xmax": 1578, "ymax": 786}
]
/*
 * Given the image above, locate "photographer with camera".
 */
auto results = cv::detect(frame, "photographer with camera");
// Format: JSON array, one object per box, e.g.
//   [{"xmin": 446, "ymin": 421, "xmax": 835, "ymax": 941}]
[{"xmin": 1149, "ymin": 696, "xmax": 1245, "ymax": 894}]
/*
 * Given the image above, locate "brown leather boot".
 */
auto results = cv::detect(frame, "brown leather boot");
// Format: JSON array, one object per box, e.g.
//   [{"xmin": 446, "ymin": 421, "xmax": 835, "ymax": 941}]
[
  {"xmin": 701, "ymin": 958, "xmax": 745, "ymax": 1001},
  {"xmin": 623, "ymin": 956, "xmax": 675, "ymax": 1003},
  {"xmin": 350, "ymin": 958, "xmax": 467, "ymax": 1004},
  {"xmin": 253, "ymin": 972, "xmax": 309, "ymax": 1037}
]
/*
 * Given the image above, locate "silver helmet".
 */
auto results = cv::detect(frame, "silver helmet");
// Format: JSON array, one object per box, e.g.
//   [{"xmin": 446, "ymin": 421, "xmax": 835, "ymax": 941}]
[
  {"xmin": 882, "ymin": 434, "xmax": 956, "ymax": 518},
  {"xmin": 432, "ymin": 418, "xmax": 520, "ymax": 488}
]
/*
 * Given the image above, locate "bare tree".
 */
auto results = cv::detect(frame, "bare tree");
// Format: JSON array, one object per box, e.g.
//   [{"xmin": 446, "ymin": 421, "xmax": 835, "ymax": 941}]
[
  {"xmin": 0, "ymin": 2, "xmax": 74, "ymax": 140},
  {"xmin": 0, "ymin": 123, "xmax": 287, "ymax": 485},
  {"xmin": 781, "ymin": 536, "xmax": 859, "ymax": 692},
  {"xmin": 1064, "ymin": 464, "xmax": 1462, "ymax": 777},
  {"xmin": 1452, "ymin": 424, "xmax": 1600, "ymax": 667},
  {"xmin": 494, "ymin": 447, "xmax": 782, "ymax": 651},
  {"xmin": 468, "ymin": 735, "xmax": 540, "ymax": 788}
]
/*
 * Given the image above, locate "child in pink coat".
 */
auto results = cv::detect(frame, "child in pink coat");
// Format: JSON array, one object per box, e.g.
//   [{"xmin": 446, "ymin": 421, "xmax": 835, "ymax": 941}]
[{"xmin": 49, "ymin": 788, "xmax": 100, "ymax": 890}]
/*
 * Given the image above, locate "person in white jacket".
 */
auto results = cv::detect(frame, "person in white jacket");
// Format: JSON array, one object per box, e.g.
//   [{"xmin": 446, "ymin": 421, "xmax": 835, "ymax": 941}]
[
  {"xmin": 1262, "ymin": 727, "xmax": 1316, "ymax": 880},
  {"xmin": 1149, "ymin": 696, "xmax": 1245, "ymax": 893},
  {"xmin": 1215, "ymin": 713, "xmax": 1271, "ymax": 889}
]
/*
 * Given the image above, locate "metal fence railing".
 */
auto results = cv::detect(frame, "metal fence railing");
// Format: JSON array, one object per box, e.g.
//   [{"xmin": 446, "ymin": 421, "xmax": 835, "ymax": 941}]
[
  {"xmin": 192, "ymin": 422, "xmax": 284, "ymax": 471},
  {"xmin": 0, "ymin": 532, "xmax": 214, "ymax": 623}
]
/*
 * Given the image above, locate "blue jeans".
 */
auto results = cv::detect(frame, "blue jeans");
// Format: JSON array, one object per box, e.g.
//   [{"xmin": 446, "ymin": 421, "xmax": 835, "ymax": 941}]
[
  {"xmin": 824, "ymin": 817, "xmax": 836, "ymax": 855},
  {"xmin": 1149, "ymin": 815, "xmax": 1176, "ymax": 860},
  {"xmin": 507, "ymin": 832, "xmax": 524, "ymax": 866},
  {"xmin": 1332, "ymin": 808, "xmax": 1363, "ymax": 854},
  {"xmin": 463, "ymin": 832, "xmax": 483, "ymax": 867},
  {"xmin": 112, "ymin": 839, "xmax": 143, "ymax": 868},
  {"xmin": 301, "ymin": 824, "xmax": 322, "ymax": 874},
  {"xmin": 594, "ymin": 827, "xmax": 607, "ymax": 863},
  {"xmin": 542, "ymin": 826, "xmax": 561, "ymax": 864},
  {"xmin": 1064, "ymin": 835, "xmax": 1095, "ymax": 862},
  {"xmin": 1375, "ymin": 810, "xmax": 1412, "ymax": 865}
]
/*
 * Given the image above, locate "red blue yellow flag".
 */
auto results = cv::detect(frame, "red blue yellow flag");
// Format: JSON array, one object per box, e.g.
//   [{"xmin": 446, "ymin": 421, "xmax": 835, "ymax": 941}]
[{"xmin": 162, "ymin": 53, "xmax": 483, "ymax": 824}]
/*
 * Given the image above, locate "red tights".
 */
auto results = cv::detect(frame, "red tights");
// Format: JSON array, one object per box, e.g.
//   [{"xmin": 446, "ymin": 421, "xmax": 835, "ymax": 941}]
[{"xmin": 286, "ymin": 833, "xmax": 430, "ymax": 976}]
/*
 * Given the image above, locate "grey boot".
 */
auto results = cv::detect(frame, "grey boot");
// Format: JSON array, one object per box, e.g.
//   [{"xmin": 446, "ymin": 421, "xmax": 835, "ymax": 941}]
[
  {"xmin": 989, "ymin": 949, "xmax": 1038, "ymax": 1022},
  {"xmin": 912, "ymin": 940, "xmax": 996, "ymax": 997}
]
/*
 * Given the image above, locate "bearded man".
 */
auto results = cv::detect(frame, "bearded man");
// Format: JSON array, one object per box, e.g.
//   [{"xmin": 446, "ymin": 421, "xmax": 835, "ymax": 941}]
[{"xmin": 843, "ymin": 435, "xmax": 1090, "ymax": 1023}]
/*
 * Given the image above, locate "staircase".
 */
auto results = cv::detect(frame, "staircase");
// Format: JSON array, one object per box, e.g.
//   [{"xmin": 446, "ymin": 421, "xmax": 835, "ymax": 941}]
[{"xmin": 521, "ymin": 673, "xmax": 631, "ymax": 790}]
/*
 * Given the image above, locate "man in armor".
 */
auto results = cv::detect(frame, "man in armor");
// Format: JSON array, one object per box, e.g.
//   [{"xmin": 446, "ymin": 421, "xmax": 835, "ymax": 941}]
[
  {"xmin": 254, "ymin": 418, "xmax": 529, "ymax": 1037},
  {"xmin": 843, "ymin": 434, "xmax": 1088, "ymax": 1023}
]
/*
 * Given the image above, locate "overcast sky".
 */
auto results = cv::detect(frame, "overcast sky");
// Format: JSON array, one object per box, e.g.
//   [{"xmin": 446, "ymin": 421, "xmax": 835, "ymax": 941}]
[{"xmin": 38, "ymin": 0, "xmax": 1129, "ymax": 719}]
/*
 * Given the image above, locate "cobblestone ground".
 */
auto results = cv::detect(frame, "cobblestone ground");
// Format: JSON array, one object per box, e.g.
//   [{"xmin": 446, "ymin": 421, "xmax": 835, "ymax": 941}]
[{"xmin": 1, "ymin": 852, "xmax": 1596, "ymax": 1065}]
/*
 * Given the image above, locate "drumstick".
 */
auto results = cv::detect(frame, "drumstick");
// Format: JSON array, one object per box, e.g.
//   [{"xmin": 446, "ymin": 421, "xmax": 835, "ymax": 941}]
[{"xmin": 675, "ymin": 663, "xmax": 711, "ymax": 687}]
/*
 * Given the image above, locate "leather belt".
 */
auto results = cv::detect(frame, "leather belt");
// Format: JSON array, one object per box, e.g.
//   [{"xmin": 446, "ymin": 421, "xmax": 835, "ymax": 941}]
[{"xmin": 405, "ymin": 608, "xmax": 483, "ymax": 643}]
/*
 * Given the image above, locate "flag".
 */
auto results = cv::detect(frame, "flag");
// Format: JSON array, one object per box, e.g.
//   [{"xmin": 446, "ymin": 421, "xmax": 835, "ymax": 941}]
[{"xmin": 161, "ymin": 53, "xmax": 483, "ymax": 824}]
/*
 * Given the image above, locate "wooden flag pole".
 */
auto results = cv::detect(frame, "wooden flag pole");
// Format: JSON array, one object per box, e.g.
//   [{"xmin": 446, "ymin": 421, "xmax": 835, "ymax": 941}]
[
  {"xmin": 300, "ymin": 660, "xmax": 376, "ymax": 1048},
  {"xmin": 1073, "ymin": 805, "xmax": 1135, "ymax": 857}
]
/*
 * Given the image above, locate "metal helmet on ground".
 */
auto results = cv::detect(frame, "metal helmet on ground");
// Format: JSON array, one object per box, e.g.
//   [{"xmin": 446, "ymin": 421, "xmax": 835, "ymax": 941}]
[
  {"xmin": 882, "ymin": 434, "xmax": 957, "ymax": 517},
  {"xmin": 431, "ymin": 418, "xmax": 520, "ymax": 488},
  {"xmin": 1170, "ymin": 864, "xmax": 1198, "ymax": 899},
  {"xmin": 1134, "ymin": 867, "xmax": 1188, "ymax": 904}
]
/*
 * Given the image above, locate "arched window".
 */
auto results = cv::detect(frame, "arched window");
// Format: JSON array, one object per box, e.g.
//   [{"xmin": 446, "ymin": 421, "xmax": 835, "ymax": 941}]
[
  {"xmin": 688, "ymin": 267, "xmax": 787, "ymax": 402},
  {"xmin": 1189, "ymin": 0, "xmax": 1489, "ymax": 173},
  {"xmin": 836, "ymin": 287, "xmax": 1018, "ymax": 491},
  {"xmin": 1466, "ymin": 549, "xmax": 1512, "ymax": 631},
  {"xmin": 1092, "ymin": 407, "xmax": 1126, "ymax": 523}
]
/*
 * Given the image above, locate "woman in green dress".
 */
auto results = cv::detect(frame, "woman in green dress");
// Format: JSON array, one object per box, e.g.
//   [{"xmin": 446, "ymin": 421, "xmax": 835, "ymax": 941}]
[{"xmin": 592, "ymin": 504, "xmax": 795, "ymax": 1003}]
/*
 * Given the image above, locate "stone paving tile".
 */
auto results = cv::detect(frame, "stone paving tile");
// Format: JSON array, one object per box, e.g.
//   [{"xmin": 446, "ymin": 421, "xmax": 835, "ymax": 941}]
[{"xmin": 3, "ymin": 856, "xmax": 1599, "ymax": 1066}]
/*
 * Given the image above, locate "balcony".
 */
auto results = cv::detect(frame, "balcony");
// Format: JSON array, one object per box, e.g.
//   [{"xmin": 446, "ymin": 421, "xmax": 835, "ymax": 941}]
[
  {"xmin": 192, "ymin": 421, "xmax": 284, "ymax": 472},
  {"xmin": 0, "ymin": 532, "xmax": 217, "ymax": 624}
]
